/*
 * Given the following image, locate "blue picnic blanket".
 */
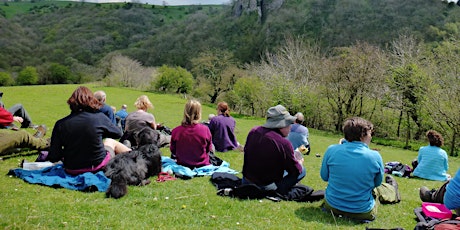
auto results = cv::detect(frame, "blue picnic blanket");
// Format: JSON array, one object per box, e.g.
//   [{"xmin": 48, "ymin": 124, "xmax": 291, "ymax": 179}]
[
  {"xmin": 9, "ymin": 164, "xmax": 110, "ymax": 192},
  {"xmin": 161, "ymin": 156, "xmax": 239, "ymax": 179}
]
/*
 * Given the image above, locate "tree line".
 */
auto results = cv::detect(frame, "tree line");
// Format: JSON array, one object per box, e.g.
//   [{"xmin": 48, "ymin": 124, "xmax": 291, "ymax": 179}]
[{"xmin": 2, "ymin": 1, "xmax": 460, "ymax": 154}]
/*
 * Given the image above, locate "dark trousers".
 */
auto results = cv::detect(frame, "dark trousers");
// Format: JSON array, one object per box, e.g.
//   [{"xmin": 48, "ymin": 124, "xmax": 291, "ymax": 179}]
[{"xmin": 8, "ymin": 104, "xmax": 33, "ymax": 128}]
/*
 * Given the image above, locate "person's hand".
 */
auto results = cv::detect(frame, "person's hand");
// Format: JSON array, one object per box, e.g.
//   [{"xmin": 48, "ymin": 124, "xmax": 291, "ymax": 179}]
[{"xmin": 13, "ymin": 116, "xmax": 23, "ymax": 123}]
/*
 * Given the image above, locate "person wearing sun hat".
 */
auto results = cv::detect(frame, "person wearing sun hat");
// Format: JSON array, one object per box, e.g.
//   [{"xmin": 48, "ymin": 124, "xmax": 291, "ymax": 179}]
[{"xmin": 241, "ymin": 104, "xmax": 307, "ymax": 195}]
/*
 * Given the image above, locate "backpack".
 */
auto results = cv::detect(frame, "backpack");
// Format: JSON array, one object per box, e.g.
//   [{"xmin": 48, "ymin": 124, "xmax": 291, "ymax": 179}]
[
  {"xmin": 385, "ymin": 162, "xmax": 412, "ymax": 177},
  {"xmin": 414, "ymin": 207, "xmax": 460, "ymax": 230},
  {"xmin": 210, "ymin": 172, "xmax": 322, "ymax": 202}
]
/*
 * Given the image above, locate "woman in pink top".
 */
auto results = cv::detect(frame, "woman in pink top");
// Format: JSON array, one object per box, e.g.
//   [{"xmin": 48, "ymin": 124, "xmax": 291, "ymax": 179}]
[{"xmin": 170, "ymin": 99, "xmax": 212, "ymax": 168}]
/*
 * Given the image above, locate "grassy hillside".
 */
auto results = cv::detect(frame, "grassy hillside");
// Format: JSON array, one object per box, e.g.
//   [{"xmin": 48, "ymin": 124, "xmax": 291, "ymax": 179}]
[{"xmin": 0, "ymin": 85, "xmax": 459, "ymax": 229}]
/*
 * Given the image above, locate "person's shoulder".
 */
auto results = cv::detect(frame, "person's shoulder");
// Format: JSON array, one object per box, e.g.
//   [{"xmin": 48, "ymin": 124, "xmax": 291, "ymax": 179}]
[
  {"xmin": 297, "ymin": 124, "xmax": 309, "ymax": 133},
  {"xmin": 249, "ymin": 125, "xmax": 263, "ymax": 132},
  {"xmin": 171, "ymin": 125, "xmax": 183, "ymax": 132},
  {"xmin": 326, "ymin": 143, "xmax": 342, "ymax": 151},
  {"xmin": 196, "ymin": 123, "xmax": 211, "ymax": 131}
]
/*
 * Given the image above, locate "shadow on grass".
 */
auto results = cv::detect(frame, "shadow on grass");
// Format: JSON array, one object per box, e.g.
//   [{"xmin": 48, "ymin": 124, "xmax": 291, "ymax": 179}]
[
  {"xmin": 0, "ymin": 150, "xmax": 39, "ymax": 161},
  {"xmin": 294, "ymin": 205, "xmax": 365, "ymax": 227}
]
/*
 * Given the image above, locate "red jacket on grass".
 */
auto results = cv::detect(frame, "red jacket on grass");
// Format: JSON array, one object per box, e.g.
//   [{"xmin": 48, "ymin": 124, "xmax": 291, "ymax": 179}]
[{"xmin": 0, "ymin": 107, "xmax": 13, "ymax": 128}]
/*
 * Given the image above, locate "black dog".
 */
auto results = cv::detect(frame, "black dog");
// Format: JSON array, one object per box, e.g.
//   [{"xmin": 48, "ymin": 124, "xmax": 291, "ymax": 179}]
[{"xmin": 104, "ymin": 128, "xmax": 162, "ymax": 199}]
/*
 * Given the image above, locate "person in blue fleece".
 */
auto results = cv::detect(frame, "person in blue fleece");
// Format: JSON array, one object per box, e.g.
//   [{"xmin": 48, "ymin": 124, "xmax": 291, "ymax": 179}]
[
  {"xmin": 420, "ymin": 168, "xmax": 460, "ymax": 215},
  {"xmin": 320, "ymin": 117, "xmax": 400, "ymax": 222},
  {"xmin": 412, "ymin": 130, "xmax": 449, "ymax": 181}
]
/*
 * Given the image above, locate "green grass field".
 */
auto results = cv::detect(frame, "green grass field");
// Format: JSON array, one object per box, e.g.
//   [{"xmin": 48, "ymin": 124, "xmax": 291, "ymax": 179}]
[{"xmin": 0, "ymin": 84, "xmax": 458, "ymax": 229}]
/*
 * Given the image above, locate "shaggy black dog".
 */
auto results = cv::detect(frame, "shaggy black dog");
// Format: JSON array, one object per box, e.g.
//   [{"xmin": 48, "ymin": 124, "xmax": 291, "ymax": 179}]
[{"xmin": 104, "ymin": 128, "xmax": 162, "ymax": 199}]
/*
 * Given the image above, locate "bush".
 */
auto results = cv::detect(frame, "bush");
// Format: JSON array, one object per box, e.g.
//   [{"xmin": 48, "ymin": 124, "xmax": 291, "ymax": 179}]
[
  {"xmin": 0, "ymin": 72, "xmax": 14, "ymax": 86},
  {"xmin": 153, "ymin": 65, "xmax": 193, "ymax": 94},
  {"xmin": 48, "ymin": 63, "xmax": 73, "ymax": 84},
  {"xmin": 17, "ymin": 66, "xmax": 38, "ymax": 85}
]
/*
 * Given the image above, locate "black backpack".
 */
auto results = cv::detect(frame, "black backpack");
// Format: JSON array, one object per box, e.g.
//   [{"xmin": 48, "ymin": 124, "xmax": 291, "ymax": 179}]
[{"xmin": 414, "ymin": 207, "xmax": 460, "ymax": 230}]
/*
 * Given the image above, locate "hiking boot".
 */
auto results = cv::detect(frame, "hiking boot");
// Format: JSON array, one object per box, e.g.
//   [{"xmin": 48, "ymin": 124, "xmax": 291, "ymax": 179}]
[
  {"xmin": 33, "ymin": 125, "xmax": 46, "ymax": 138},
  {"xmin": 303, "ymin": 190, "xmax": 325, "ymax": 202},
  {"xmin": 419, "ymin": 186, "xmax": 433, "ymax": 202},
  {"xmin": 217, "ymin": 188, "xmax": 233, "ymax": 197},
  {"xmin": 386, "ymin": 175, "xmax": 401, "ymax": 202}
]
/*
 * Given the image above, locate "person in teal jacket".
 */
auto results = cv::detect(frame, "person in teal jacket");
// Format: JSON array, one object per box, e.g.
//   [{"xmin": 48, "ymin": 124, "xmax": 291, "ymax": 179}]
[
  {"xmin": 420, "ymin": 168, "xmax": 460, "ymax": 215},
  {"xmin": 412, "ymin": 130, "xmax": 449, "ymax": 181},
  {"xmin": 320, "ymin": 117, "xmax": 400, "ymax": 222}
]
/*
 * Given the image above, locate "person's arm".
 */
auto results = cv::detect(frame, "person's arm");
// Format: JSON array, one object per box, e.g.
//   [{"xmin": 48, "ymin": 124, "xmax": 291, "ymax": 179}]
[
  {"xmin": 208, "ymin": 117, "xmax": 216, "ymax": 134},
  {"xmin": 169, "ymin": 127, "xmax": 177, "ymax": 159},
  {"xmin": 149, "ymin": 113, "xmax": 157, "ymax": 130},
  {"xmin": 374, "ymin": 154, "xmax": 384, "ymax": 187},
  {"xmin": 284, "ymin": 143, "xmax": 302, "ymax": 176},
  {"xmin": 320, "ymin": 148, "xmax": 330, "ymax": 181},
  {"xmin": 444, "ymin": 151, "xmax": 449, "ymax": 172},
  {"xmin": 46, "ymin": 122, "xmax": 63, "ymax": 163},
  {"xmin": 103, "ymin": 116, "xmax": 123, "ymax": 139},
  {"xmin": 205, "ymin": 126, "xmax": 213, "ymax": 154}
]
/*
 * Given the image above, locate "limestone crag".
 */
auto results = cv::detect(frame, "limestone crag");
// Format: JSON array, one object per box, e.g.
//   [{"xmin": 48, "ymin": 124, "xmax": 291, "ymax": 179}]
[{"xmin": 232, "ymin": 0, "xmax": 284, "ymax": 22}]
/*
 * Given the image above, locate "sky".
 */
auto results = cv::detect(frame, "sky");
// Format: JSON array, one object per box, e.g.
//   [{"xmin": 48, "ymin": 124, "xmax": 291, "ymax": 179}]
[{"xmin": 75, "ymin": 0, "xmax": 232, "ymax": 5}]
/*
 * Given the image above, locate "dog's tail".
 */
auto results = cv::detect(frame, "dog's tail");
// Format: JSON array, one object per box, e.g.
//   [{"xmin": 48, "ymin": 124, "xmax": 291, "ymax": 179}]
[{"xmin": 106, "ymin": 173, "xmax": 128, "ymax": 199}]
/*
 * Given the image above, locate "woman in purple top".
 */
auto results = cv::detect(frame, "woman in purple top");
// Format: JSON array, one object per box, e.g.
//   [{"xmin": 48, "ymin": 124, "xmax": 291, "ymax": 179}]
[
  {"xmin": 170, "ymin": 99, "xmax": 213, "ymax": 168},
  {"xmin": 209, "ymin": 102, "xmax": 241, "ymax": 152}
]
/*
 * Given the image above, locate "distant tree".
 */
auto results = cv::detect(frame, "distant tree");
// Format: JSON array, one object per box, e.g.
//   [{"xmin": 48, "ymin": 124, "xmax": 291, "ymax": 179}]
[
  {"xmin": 48, "ymin": 63, "xmax": 72, "ymax": 84},
  {"xmin": 321, "ymin": 42, "xmax": 388, "ymax": 131},
  {"xmin": 154, "ymin": 65, "xmax": 194, "ymax": 94},
  {"xmin": 191, "ymin": 49, "xmax": 237, "ymax": 103},
  {"xmin": 17, "ymin": 66, "xmax": 39, "ymax": 85},
  {"xmin": 106, "ymin": 54, "xmax": 142, "ymax": 88},
  {"xmin": 0, "ymin": 72, "xmax": 13, "ymax": 86},
  {"xmin": 105, "ymin": 54, "xmax": 154, "ymax": 90},
  {"xmin": 385, "ymin": 34, "xmax": 429, "ymax": 143},
  {"xmin": 427, "ymin": 38, "xmax": 460, "ymax": 156},
  {"xmin": 230, "ymin": 76, "xmax": 269, "ymax": 116},
  {"xmin": 388, "ymin": 64, "xmax": 429, "ymax": 144}
]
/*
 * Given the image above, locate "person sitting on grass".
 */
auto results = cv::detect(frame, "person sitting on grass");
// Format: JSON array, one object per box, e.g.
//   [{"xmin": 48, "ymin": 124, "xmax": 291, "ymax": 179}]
[
  {"xmin": 0, "ymin": 91, "xmax": 38, "ymax": 129},
  {"xmin": 170, "ymin": 99, "xmax": 213, "ymax": 169},
  {"xmin": 46, "ymin": 86, "xmax": 131, "ymax": 175},
  {"xmin": 420, "ymin": 168, "xmax": 460, "ymax": 215},
  {"xmin": 94, "ymin": 90, "xmax": 116, "ymax": 126},
  {"xmin": 122, "ymin": 95, "xmax": 170, "ymax": 148},
  {"xmin": 412, "ymin": 130, "xmax": 449, "ymax": 181},
  {"xmin": 115, "ymin": 104, "xmax": 128, "ymax": 131},
  {"xmin": 208, "ymin": 102, "xmax": 243, "ymax": 152},
  {"xmin": 320, "ymin": 117, "xmax": 400, "ymax": 222},
  {"xmin": 241, "ymin": 105, "xmax": 322, "ymax": 198},
  {"xmin": 287, "ymin": 112, "xmax": 310, "ymax": 155}
]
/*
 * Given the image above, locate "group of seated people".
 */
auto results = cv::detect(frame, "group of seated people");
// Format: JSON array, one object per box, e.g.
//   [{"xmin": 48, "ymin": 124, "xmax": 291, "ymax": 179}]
[{"xmin": 1, "ymin": 85, "xmax": 459, "ymax": 223}]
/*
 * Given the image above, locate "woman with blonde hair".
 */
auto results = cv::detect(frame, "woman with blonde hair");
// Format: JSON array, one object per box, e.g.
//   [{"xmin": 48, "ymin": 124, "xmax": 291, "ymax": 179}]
[
  {"xmin": 122, "ymin": 95, "xmax": 170, "ymax": 147},
  {"xmin": 170, "ymin": 99, "xmax": 213, "ymax": 168}
]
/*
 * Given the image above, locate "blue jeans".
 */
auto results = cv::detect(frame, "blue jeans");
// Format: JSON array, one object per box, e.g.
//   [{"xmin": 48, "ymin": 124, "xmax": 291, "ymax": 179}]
[{"xmin": 242, "ymin": 166, "xmax": 306, "ymax": 195}]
